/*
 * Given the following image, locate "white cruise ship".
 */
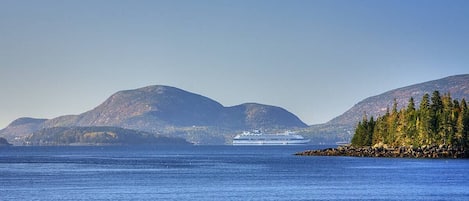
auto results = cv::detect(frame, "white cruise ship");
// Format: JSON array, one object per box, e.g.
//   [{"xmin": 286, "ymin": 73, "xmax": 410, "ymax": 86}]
[{"xmin": 232, "ymin": 130, "xmax": 310, "ymax": 145}]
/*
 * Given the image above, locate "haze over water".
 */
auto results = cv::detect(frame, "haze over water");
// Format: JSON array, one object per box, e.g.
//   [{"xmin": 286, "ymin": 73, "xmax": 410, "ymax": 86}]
[{"xmin": 1, "ymin": 1, "xmax": 468, "ymax": 128}]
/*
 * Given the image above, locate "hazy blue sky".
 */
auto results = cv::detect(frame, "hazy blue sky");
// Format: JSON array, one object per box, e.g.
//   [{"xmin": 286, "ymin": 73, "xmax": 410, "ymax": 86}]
[{"xmin": 1, "ymin": 0, "xmax": 468, "ymax": 128}]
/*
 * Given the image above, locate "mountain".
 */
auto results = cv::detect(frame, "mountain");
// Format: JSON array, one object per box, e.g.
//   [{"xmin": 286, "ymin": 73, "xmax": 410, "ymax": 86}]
[
  {"xmin": 44, "ymin": 86, "xmax": 225, "ymax": 129},
  {"xmin": 1, "ymin": 85, "xmax": 307, "ymax": 145},
  {"xmin": 224, "ymin": 103, "xmax": 307, "ymax": 129},
  {"xmin": 329, "ymin": 74, "xmax": 469, "ymax": 126},
  {"xmin": 6, "ymin": 75, "xmax": 465, "ymax": 145},
  {"xmin": 0, "ymin": 117, "xmax": 47, "ymax": 144},
  {"xmin": 302, "ymin": 74, "xmax": 469, "ymax": 144}
]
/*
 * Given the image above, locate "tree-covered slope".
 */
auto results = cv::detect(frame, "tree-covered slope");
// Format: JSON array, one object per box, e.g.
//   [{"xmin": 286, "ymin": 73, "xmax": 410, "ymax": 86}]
[
  {"xmin": 25, "ymin": 126, "xmax": 190, "ymax": 146},
  {"xmin": 351, "ymin": 91, "xmax": 469, "ymax": 148},
  {"xmin": 330, "ymin": 74, "xmax": 469, "ymax": 126},
  {"xmin": 302, "ymin": 74, "xmax": 469, "ymax": 144}
]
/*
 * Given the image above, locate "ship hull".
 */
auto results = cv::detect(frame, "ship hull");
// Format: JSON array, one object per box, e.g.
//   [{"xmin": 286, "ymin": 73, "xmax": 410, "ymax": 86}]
[
  {"xmin": 232, "ymin": 131, "xmax": 310, "ymax": 145},
  {"xmin": 232, "ymin": 139, "xmax": 310, "ymax": 145}
]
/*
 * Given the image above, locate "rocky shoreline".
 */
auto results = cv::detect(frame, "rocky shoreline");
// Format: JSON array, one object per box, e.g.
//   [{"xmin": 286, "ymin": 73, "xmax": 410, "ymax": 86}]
[{"xmin": 296, "ymin": 144, "xmax": 469, "ymax": 159}]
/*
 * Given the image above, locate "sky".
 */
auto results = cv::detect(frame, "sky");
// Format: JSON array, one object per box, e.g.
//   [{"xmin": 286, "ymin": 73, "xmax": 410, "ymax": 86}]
[{"xmin": 1, "ymin": 0, "xmax": 468, "ymax": 128}]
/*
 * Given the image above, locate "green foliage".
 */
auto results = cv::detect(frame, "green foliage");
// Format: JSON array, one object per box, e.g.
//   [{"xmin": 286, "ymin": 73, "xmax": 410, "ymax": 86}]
[
  {"xmin": 351, "ymin": 91, "xmax": 469, "ymax": 148},
  {"xmin": 25, "ymin": 126, "xmax": 190, "ymax": 146},
  {"xmin": 351, "ymin": 116, "xmax": 375, "ymax": 146}
]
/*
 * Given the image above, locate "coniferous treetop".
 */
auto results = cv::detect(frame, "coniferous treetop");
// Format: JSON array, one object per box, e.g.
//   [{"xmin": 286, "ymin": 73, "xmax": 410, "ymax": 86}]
[{"xmin": 351, "ymin": 91, "xmax": 469, "ymax": 148}]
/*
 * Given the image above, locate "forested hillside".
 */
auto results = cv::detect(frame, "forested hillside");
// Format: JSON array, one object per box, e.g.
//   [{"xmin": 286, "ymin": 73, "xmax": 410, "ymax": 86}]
[
  {"xmin": 303, "ymin": 74, "xmax": 469, "ymax": 144},
  {"xmin": 352, "ymin": 91, "xmax": 469, "ymax": 148},
  {"xmin": 25, "ymin": 126, "xmax": 190, "ymax": 146}
]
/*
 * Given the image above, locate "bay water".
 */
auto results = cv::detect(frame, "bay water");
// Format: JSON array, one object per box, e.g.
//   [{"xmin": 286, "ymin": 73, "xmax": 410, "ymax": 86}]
[{"xmin": 1, "ymin": 145, "xmax": 468, "ymax": 200}]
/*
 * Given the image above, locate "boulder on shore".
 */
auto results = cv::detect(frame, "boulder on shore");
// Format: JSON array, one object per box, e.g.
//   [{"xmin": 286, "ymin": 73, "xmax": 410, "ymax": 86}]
[{"xmin": 295, "ymin": 145, "xmax": 469, "ymax": 159}]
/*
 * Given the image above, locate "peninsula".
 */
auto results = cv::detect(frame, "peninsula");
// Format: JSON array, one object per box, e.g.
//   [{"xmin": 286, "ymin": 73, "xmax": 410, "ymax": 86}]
[{"xmin": 297, "ymin": 91, "xmax": 469, "ymax": 158}]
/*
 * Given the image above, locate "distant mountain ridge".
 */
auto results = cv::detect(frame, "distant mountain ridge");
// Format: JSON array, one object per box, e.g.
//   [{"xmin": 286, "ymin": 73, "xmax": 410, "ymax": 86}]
[
  {"xmin": 42, "ymin": 85, "xmax": 307, "ymax": 130},
  {"xmin": 3, "ymin": 75, "xmax": 468, "ymax": 145},
  {"xmin": 329, "ymin": 74, "xmax": 469, "ymax": 126},
  {"xmin": 1, "ymin": 85, "xmax": 307, "ymax": 145},
  {"xmin": 301, "ymin": 74, "xmax": 469, "ymax": 144},
  {"xmin": 44, "ymin": 86, "xmax": 226, "ymax": 128},
  {"xmin": 0, "ymin": 117, "xmax": 47, "ymax": 144}
]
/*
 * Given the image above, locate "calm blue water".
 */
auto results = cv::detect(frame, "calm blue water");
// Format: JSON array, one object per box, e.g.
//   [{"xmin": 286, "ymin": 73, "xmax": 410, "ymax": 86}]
[{"xmin": 1, "ymin": 145, "xmax": 469, "ymax": 201}]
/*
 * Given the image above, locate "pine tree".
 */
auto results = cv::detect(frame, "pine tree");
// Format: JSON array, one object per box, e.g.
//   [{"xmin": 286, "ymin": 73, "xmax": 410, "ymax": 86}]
[
  {"xmin": 405, "ymin": 97, "xmax": 417, "ymax": 145},
  {"xmin": 460, "ymin": 99, "xmax": 469, "ymax": 148},
  {"xmin": 364, "ymin": 117, "xmax": 375, "ymax": 146},
  {"xmin": 352, "ymin": 120, "xmax": 365, "ymax": 146},
  {"xmin": 456, "ymin": 101, "xmax": 465, "ymax": 146},
  {"xmin": 395, "ymin": 109, "xmax": 406, "ymax": 146},
  {"xmin": 387, "ymin": 99, "xmax": 399, "ymax": 146},
  {"xmin": 407, "ymin": 97, "xmax": 416, "ymax": 111},
  {"xmin": 417, "ymin": 94, "xmax": 431, "ymax": 145},
  {"xmin": 438, "ymin": 93, "xmax": 454, "ymax": 145},
  {"xmin": 417, "ymin": 93, "xmax": 431, "ymax": 145},
  {"xmin": 351, "ymin": 90, "xmax": 469, "ymax": 149},
  {"xmin": 352, "ymin": 115, "xmax": 375, "ymax": 147},
  {"xmin": 430, "ymin": 91, "xmax": 443, "ymax": 144},
  {"xmin": 372, "ymin": 111, "xmax": 388, "ymax": 145}
]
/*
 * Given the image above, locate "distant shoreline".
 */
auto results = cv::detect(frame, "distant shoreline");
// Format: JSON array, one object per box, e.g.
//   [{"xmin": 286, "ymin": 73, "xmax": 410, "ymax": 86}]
[
  {"xmin": 0, "ymin": 137, "xmax": 12, "ymax": 146},
  {"xmin": 295, "ymin": 145, "xmax": 469, "ymax": 159}
]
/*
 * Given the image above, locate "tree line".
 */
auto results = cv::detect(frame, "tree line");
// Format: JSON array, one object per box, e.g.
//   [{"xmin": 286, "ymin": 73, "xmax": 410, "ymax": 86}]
[
  {"xmin": 352, "ymin": 91, "xmax": 469, "ymax": 148},
  {"xmin": 25, "ymin": 126, "xmax": 190, "ymax": 145}
]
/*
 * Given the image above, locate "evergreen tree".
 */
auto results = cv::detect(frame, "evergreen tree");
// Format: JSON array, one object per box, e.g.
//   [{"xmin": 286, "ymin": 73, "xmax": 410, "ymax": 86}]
[
  {"xmin": 372, "ymin": 111, "xmax": 388, "ymax": 145},
  {"xmin": 352, "ymin": 120, "xmax": 365, "ymax": 146},
  {"xmin": 352, "ymin": 91, "xmax": 469, "ymax": 148},
  {"xmin": 387, "ymin": 99, "xmax": 399, "ymax": 146},
  {"xmin": 440, "ymin": 93, "xmax": 455, "ymax": 145},
  {"xmin": 395, "ymin": 109, "xmax": 406, "ymax": 146},
  {"xmin": 417, "ymin": 93, "xmax": 431, "ymax": 145},
  {"xmin": 364, "ymin": 116, "xmax": 375, "ymax": 146},
  {"xmin": 407, "ymin": 97, "xmax": 416, "ymax": 111},
  {"xmin": 460, "ymin": 99, "xmax": 469, "ymax": 148},
  {"xmin": 456, "ymin": 101, "xmax": 465, "ymax": 146},
  {"xmin": 352, "ymin": 115, "xmax": 375, "ymax": 147},
  {"xmin": 392, "ymin": 98, "xmax": 398, "ymax": 114},
  {"xmin": 430, "ymin": 91, "xmax": 443, "ymax": 144},
  {"xmin": 405, "ymin": 97, "xmax": 417, "ymax": 145}
]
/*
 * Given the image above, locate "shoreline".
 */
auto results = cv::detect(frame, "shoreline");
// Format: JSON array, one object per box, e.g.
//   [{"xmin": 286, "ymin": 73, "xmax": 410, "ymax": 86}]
[{"xmin": 296, "ymin": 144, "xmax": 469, "ymax": 159}]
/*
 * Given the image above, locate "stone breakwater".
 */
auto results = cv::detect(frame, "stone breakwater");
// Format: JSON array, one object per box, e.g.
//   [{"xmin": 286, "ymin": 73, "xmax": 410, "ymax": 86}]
[{"xmin": 295, "ymin": 145, "xmax": 469, "ymax": 159}]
